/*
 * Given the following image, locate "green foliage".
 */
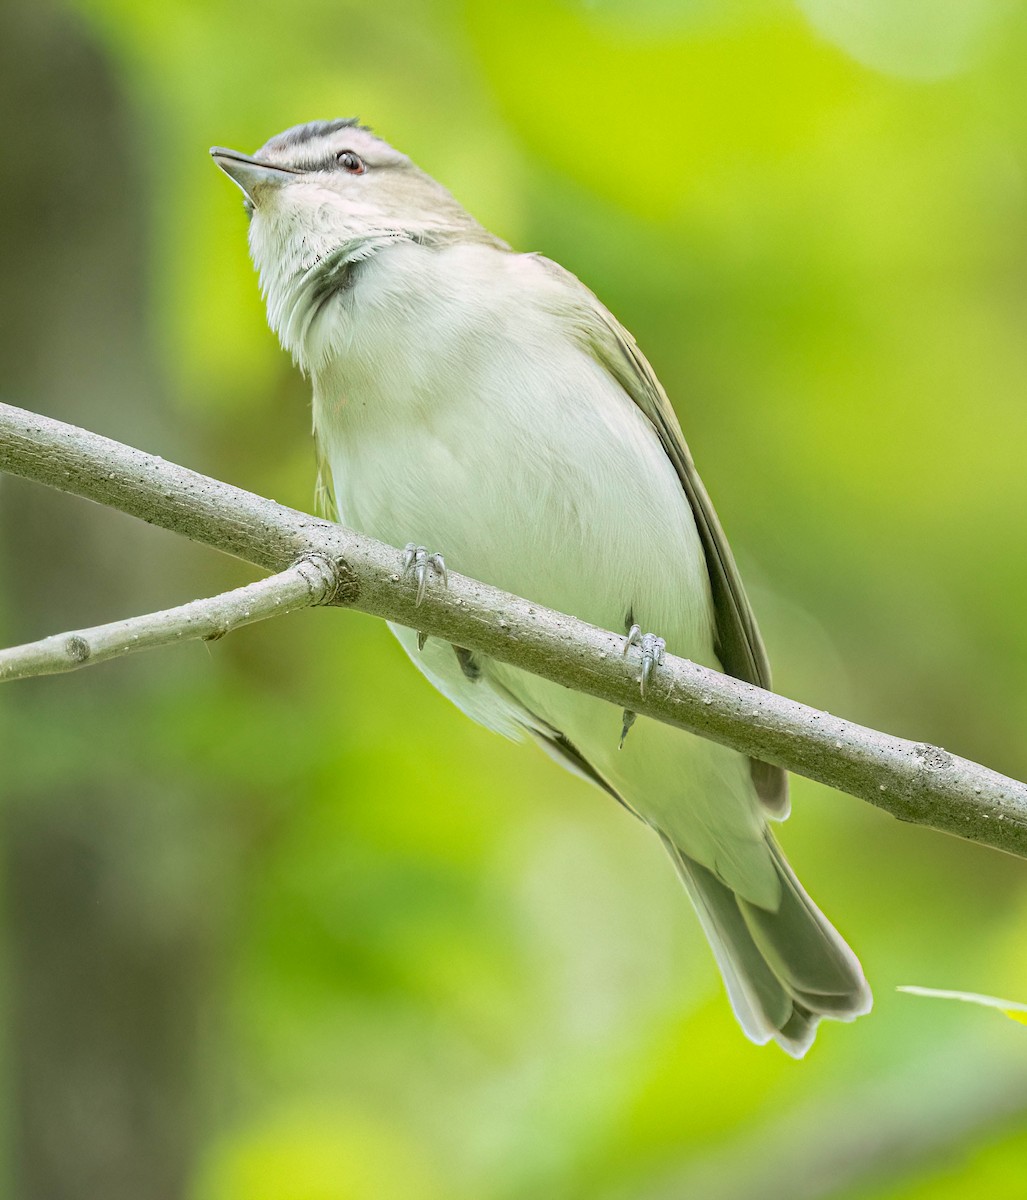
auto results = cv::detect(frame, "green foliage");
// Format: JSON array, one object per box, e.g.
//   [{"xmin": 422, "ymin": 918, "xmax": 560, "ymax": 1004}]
[{"xmin": 10, "ymin": 0, "xmax": 1027, "ymax": 1193}]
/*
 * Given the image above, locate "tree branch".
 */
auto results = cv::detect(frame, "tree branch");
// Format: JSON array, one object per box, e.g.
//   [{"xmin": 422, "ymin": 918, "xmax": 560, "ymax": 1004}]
[
  {"xmin": 2, "ymin": 400, "xmax": 1026, "ymax": 858},
  {"xmin": 0, "ymin": 553, "xmax": 340, "ymax": 682}
]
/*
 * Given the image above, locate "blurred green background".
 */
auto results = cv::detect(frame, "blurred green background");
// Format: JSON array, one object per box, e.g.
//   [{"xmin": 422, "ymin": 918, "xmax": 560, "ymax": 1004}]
[{"xmin": 2, "ymin": 0, "xmax": 1027, "ymax": 1196}]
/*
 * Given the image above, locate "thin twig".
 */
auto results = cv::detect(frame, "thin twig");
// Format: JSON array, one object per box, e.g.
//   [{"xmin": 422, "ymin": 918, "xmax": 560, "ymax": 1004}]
[
  {"xmin": 2, "ymin": 400, "xmax": 1027, "ymax": 857},
  {"xmin": 0, "ymin": 553, "xmax": 341, "ymax": 682}
]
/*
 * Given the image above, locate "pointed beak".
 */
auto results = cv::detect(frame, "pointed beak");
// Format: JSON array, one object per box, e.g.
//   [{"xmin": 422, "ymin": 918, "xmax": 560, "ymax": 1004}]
[{"xmin": 210, "ymin": 147, "xmax": 300, "ymax": 202}]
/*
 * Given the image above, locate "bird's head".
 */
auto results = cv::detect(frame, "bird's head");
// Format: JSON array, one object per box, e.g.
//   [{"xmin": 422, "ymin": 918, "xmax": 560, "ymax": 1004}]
[{"xmin": 211, "ymin": 119, "xmax": 492, "ymax": 367}]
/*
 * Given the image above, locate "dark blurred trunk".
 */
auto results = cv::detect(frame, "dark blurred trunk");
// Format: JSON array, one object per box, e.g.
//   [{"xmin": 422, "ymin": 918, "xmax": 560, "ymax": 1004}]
[{"xmin": 0, "ymin": 5, "xmax": 212, "ymax": 1197}]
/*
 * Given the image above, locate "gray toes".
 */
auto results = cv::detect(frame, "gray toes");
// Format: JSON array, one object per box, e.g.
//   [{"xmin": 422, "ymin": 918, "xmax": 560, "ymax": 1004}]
[
  {"xmin": 640, "ymin": 634, "xmax": 666, "ymax": 696},
  {"xmin": 622, "ymin": 624, "xmax": 666, "ymax": 699},
  {"xmin": 402, "ymin": 543, "xmax": 448, "ymax": 607},
  {"xmin": 453, "ymin": 646, "xmax": 481, "ymax": 681}
]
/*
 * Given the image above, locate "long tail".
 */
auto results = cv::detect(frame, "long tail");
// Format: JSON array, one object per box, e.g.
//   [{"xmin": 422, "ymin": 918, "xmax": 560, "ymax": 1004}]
[{"xmin": 661, "ymin": 832, "xmax": 872, "ymax": 1057}]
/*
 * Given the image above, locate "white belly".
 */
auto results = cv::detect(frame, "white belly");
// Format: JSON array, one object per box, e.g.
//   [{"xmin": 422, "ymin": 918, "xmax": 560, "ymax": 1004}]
[
  {"xmin": 312, "ymin": 241, "xmax": 772, "ymax": 903},
  {"xmin": 317, "ymin": 244, "xmax": 712, "ymax": 650}
]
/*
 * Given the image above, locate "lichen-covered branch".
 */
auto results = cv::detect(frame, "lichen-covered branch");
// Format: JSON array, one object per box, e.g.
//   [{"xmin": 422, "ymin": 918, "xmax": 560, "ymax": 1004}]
[
  {"xmin": 0, "ymin": 553, "xmax": 340, "ymax": 682},
  {"xmin": 2, "ymin": 400, "xmax": 1027, "ymax": 858}
]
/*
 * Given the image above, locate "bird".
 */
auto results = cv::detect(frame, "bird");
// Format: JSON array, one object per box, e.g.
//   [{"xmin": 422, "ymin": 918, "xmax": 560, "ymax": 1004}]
[{"xmin": 211, "ymin": 118, "xmax": 871, "ymax": 1055}]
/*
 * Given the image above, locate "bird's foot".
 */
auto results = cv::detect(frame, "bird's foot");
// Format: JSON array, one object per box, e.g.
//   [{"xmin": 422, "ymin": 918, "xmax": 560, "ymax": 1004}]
[
  {"xmin": 619, "ymin": 623, "xmax": 666, "ymax": 748},
  {"xmin": 623, "ymin": 624, "xmax": 666, "ymax": 696},
  {"xmin": 402, "ymin": 544, "xmax": 448, "ymax": 649},
  {"xmin": 402, "ymin": 544, "xmax": 449, "ymax": 608}
]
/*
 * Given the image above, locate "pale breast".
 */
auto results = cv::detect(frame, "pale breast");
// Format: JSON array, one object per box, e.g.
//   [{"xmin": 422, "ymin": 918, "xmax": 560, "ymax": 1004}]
[{"xmin": 314, "ymin": 240, "xmax": 716, "ymax": 664}]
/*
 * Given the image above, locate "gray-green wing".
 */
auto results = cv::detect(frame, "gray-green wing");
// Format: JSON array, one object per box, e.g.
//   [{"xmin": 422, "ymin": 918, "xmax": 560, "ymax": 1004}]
[
  {"xmin": 545, "ymin": 259, "xmax": 789, "ymax": 816},
  {"xmin": 313, "ymin": 429, "xmax": 339, "ymax": 522}
]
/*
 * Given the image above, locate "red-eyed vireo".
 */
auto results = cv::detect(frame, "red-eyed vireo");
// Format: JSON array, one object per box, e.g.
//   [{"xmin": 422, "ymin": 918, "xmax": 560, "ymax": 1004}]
[{"xmin": 212, "ymin": 119, "xmax": 871, "ymax": 1055}]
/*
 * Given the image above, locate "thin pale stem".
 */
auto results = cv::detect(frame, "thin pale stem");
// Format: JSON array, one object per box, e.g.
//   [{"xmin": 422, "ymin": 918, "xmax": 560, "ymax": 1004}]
[
  {"xmin": 0, "ymin": 554, "xmax": 341, "ymax": 682},
  {"xmin": 2, "ymin": 400, "xmax": 1027, "ymax": 858}
]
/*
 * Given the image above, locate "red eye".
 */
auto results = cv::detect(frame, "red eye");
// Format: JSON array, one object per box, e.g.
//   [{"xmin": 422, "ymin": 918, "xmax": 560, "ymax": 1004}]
[{"xmin": 336, "ymin": 150, "xmax": 365, "ymax": 174}]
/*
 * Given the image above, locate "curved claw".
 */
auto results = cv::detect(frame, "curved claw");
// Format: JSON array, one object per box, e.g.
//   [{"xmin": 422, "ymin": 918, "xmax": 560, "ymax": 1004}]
[
  {"xmin": 621, "ymin": 625, "xmax": 666, "ymax": 746},
  {"xmin": 640, "ymin": 635, "xmax": 666, "ymax": 697},
  {"xmin": 402, "ymin": 543, "xmax": 449, "ymax": 608},
  {"xmin": 429, "ymin": 553, "xmax": 448, "ymax": 589}
]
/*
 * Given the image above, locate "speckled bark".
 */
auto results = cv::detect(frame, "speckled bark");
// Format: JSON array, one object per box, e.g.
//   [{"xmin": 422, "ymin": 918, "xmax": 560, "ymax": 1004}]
[{"xmin": 3, "ymin": 399, "xmax": 1026, "ymax": 859}]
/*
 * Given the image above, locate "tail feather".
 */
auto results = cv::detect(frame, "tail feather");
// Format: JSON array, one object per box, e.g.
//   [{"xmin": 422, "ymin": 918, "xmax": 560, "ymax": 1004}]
[
  {"xmin": 661, "ymin": 833, "xmax": 871, "ymax": 1057},
  {"xmin": 740, "ymin": 837, "xmax": 869, "ymax": 1016}
]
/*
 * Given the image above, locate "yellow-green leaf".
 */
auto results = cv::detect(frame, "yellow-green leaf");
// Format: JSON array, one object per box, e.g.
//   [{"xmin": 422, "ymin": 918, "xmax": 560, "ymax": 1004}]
[{"xmin": 898, "ymin": 985, "xmax": 1027, "ymax": 1026}]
